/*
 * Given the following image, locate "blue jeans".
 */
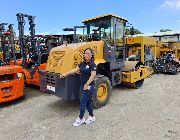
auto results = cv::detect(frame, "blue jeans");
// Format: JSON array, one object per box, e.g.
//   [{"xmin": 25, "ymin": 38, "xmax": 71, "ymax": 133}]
[{"xmin": 79, "ymin": 85, "xmax": 95, "ymax": 119}]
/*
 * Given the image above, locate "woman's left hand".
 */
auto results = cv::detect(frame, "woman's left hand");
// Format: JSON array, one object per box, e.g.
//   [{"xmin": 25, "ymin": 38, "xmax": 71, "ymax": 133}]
[{"xmin": 83, "ymin": 84, "xmax": 89, "ymax": 90}]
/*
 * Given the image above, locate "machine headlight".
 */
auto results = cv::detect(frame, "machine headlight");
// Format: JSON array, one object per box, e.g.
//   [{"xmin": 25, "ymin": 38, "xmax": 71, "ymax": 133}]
[{"xmin": 16, "ymin": 73, "xmax": 23, "ymax": 78}]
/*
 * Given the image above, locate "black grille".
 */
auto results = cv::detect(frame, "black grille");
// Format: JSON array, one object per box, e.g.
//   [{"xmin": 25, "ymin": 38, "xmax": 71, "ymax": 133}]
[{"xmin": 46, "ymin": 73, "xmax": 56, "ymax": 85}]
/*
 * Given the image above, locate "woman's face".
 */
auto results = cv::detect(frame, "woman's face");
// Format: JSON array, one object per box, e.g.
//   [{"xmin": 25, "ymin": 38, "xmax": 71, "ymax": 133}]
[{"xmin": 84, "ymin": 49, "xmax": 92, "ymax": 61}]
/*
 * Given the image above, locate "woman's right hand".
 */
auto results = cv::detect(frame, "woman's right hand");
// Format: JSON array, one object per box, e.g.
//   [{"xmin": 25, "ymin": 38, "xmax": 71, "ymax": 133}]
[{"xmin": 75, "ymin": 70, "xmax": 81, "ymax": 75}]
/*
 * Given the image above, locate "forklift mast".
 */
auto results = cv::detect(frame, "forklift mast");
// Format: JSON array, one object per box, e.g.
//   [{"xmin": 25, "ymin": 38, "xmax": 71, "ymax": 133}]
[
  {"xmin": 0, "ymin": 23, "xmax": 8, "ymax": 32},
  {"xmin": 8, "ymin": 24, "xmax": 16, "ymax": 65},
  {"xmin": 0, "ymin": 23, "xmax": 8, "ymax": 65},
  {"xmin": 16, "ymin": 13, "xmax": 27, "ymax": 68},
  {"xmin": 16, "ymin": 13, "xmax": 38, "ymax": 69},
  {"xmin": 26, "ymin": 14, "xmax": 37, "ymax": 59},
  {"xmin": 0, "ymin": 23, "xmax": 16, "ymax": 66},
  {"xmin": 0, "ymin": 23, "xmax": 4, "ymax": 64}
]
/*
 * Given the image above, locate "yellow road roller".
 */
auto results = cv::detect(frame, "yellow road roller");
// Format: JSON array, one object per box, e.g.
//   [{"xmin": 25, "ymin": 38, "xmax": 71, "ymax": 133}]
[
  {"xmin": 40, "ymin": 14, "xmax": 151, "ymax": 108},
  {"xmin": 126, "ymin": 36, "xmax": 157, "ymax": 75}
]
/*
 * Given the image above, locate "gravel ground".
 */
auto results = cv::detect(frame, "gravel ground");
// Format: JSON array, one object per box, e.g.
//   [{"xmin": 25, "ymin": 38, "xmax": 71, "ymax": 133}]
[{"xmin": 0, "ymin": 74, "xmax": 180, "ymax": 140}]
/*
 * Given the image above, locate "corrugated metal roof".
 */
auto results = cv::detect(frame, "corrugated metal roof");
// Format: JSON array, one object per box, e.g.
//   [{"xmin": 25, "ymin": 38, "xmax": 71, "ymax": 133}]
[
  {"xmin": 82, "ymin": 13, "xmax": 128, "ymax": 23},
  {"xmin": 135, "ymin": 30, "xmax": 180, "ymax": 37}
]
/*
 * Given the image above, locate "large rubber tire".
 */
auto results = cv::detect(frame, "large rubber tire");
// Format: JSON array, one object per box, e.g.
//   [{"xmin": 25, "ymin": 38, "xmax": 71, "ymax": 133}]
[
  {"xmin": 134, "ymin": 79, "xmax": 144, "ymax": 89},
  {"xmin": 23, "ymin": 73, "xmax": 28, "ymax": 86},
  {"xmin": 92, "ymin": 75, "xmax": 112, "ymax": 109},
  {"xmin": 19, "ymin": 86, "xmax": 26, "ymax": 100},
  {"xmin": 171, "ymin": 65, "xmax": 178, "ymax": 75},
  {"xmin": 20, "ymin": 92, "xmax": 26, "ymax": 99}
]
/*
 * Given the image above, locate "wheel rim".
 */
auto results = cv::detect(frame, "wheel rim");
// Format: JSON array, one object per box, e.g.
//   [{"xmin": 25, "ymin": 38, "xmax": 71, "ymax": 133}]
[{"xmin": 97, "ymin": 83, "xmax": 108, "ymax": 101}]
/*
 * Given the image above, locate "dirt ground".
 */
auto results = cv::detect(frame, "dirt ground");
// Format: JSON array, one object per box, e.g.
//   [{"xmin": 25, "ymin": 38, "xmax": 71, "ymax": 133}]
[{"xmin": 0, "ymin": 74, "xmax": 180, "ymax": 140}]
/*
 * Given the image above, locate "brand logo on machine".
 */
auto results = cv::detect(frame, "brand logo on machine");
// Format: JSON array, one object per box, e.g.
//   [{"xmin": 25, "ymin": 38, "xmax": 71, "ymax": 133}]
[
  {"xmin": 49, "ymin": 68, "xmax": 55, "ymax": 71},
  {"xmin": 0, "ymin": 69, "xmax": 16, "ymax": 75},
  {"xmin": 92, "ymin": 46, "xmax": 97, "ymax": 54},
  {"xmin": 128, "ymin": 38, "xmax": 134, "ymax": 43}
]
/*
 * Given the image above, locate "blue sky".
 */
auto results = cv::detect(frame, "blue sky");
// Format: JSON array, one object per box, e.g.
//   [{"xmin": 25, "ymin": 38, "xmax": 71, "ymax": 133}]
[{"xmin": 0, "ymin": 0, "xmax": 180, "ymax": 34}]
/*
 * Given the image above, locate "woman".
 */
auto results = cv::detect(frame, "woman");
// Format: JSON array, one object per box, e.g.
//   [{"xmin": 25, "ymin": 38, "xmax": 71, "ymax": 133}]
[{"xmin": 60, "ymin": 48, "xmax": 97, "ymax": 127}]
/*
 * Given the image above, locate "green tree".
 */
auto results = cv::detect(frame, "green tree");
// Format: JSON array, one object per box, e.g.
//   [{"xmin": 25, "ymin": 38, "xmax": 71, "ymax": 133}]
[
  {"xmin": 125, "ymin": 26, "xmax": 143, "ymax": 35},
  {"xmin": 125, "ymin": 28, "xmax": 130, "ymax": 35}
]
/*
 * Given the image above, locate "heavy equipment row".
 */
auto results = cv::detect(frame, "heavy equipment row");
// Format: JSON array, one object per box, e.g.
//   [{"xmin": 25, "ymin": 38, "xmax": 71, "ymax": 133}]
[
  {"xmin": 39, "ymin": 14, "xmax": 154, "ymax": 108},
  {"xmin": 0, "ymin": 13, "xmax": 179, "ymax": 107}
]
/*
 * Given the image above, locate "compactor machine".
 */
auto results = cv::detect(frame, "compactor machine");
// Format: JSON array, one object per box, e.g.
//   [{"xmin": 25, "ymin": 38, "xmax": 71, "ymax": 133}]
[
  {"xmin": 126, "ymin": 36, "xmax": 157, "ymax": 64},
  {"xmin": 40, "ymin": 14, "xmax": 151, "ymax": 108},
  {"xmin": 126, "ymin": 36, "xmax": 157, "ymax": 75}
]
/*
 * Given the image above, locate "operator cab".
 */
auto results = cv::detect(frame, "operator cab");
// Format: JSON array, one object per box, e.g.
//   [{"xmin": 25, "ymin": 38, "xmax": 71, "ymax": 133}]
[
  {"xmin": 82, "ymin": 14, "xmax": 128, "ymax": 60},
  {"xmin": 62, "ymin": 26, "xmax": 87, "ymax": 44}
]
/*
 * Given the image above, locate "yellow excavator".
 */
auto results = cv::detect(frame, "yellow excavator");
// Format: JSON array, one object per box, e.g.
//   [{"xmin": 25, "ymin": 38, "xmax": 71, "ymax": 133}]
[{"xmin": 40, "ymin": 14, "xmax": 151, "ymax": 108}]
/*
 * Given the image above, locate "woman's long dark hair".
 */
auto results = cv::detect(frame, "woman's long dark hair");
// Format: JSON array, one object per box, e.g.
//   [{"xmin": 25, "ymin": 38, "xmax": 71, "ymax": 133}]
[{"xmin": 83, "ymin": 48, "xmax": 95, "ymax": 62}]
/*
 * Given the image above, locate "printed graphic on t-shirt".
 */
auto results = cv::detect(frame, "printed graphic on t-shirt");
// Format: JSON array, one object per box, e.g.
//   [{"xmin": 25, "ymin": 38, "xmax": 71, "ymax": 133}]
[{"xmin": 86, "ymin": 65, "xmax": 89, "ymax": 69}]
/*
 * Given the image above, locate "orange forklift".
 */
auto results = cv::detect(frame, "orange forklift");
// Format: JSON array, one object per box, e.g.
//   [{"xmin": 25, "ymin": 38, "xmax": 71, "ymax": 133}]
[
  {"xmin": 16, "ymin": 13, "xmax": 44, "ymax": 86},
  {"xmin": 16, "ymin": 13, "xmax": 61, "ymax": 86},
  {"xmin": 0, "ymin": 23, "xmax": 24, "ymax": 103}
]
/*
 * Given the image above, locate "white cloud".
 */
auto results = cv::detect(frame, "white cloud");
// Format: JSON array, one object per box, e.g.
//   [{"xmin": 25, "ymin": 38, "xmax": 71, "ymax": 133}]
[
  {"xmin": 162, "ymin": 0, "xmax": 173, "ymax": 7},
  {"xmin": 178, "ymin": 0, "xmax": 180, "ymax": 7},
  {"xmin": 161, "ymin": 0, "xmax": 180, "ymax": 8}
]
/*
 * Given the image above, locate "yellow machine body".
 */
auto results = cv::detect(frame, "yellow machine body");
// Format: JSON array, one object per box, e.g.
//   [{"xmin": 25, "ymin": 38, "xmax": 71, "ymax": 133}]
[
  {"xmin": 46, "ymin": 41, "xmax": 105, "ymax": 74},
  {"xmin": 46, "ymin": 40, "xmax": 150, "ymax": 85},
  {"xmin": 127, "ymin": 36, "xmax": 157, "ymax": 63},
  {"xmin": 121, "ymin": 61, "xmax": 152, "ymax": 84},
  {"xmin": 158, "ymin": 42, "xmax": 180, "ymax": 59},
  {"xmin": 126, "ymin": 36, "xmax": 157, "ymax": 75}
]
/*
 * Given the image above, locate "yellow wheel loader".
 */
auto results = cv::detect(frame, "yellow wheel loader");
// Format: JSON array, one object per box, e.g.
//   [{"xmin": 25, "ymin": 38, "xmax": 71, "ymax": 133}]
[{"xmin": 40, "ymin": 14, "xmax": 151, "ymax": 108}]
